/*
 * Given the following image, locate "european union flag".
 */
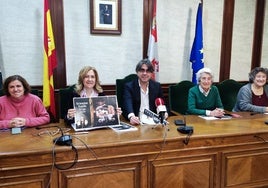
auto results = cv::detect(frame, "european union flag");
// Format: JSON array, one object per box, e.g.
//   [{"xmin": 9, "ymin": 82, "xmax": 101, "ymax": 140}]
[{"xmin": 190, "ymin": 3, "xmax": 204, "ymax": 84}]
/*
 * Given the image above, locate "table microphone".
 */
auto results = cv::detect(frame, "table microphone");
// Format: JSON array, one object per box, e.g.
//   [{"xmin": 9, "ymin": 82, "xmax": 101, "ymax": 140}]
[
  {"xmin": 143, "ymin": 109, "xmax": 161, "ymax": 124},
  {"xmin": 155, "ymin": 98, "xmax": 167, "ymax": 124},
  {"xmin": 36, "ymin": 125, "xmax": 72, "ymax": 146},
  {"xmin": 177, "ymin": 116, "xmax": 194, "ymax": 134}
]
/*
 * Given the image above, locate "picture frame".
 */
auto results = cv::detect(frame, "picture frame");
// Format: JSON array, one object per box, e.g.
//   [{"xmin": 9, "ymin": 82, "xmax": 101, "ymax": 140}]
[{"xmin": 90, "ymin": 0, "xmax": 122, "ymax": 35}]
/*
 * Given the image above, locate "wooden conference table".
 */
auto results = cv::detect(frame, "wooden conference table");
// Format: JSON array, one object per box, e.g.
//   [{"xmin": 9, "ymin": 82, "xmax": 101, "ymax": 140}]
[{"xmin": 1, "ymin": 113, "xmax": 268, "ymax": 188}]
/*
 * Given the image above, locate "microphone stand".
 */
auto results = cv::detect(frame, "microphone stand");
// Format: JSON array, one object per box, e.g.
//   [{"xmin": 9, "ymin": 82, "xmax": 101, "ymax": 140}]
[
  {"xmin": 158, "ymin": 118, "xmax": 169, "ymax": 131},
  {"xmin": 151, "ymin": 111, "xmax": 169, "ymax": 131},
  {"xmin": 143, "ymin": 109, "xmax": 169, "ymax": 131}
]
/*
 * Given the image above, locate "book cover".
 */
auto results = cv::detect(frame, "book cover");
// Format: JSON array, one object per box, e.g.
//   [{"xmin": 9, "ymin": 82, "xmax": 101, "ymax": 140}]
[
  {"xmin": 91, "ymin": 95, "xmax": 120, "ymax": 127},
  {"xmin": 73, "ymin": 97, "xmax": 92, "ymax": 129}
]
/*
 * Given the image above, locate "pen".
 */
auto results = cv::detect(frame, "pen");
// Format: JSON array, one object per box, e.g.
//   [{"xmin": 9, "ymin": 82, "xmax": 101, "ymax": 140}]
[{"xmin": 73, "ymin": 132, "xmax": 88, "ymax": 135}]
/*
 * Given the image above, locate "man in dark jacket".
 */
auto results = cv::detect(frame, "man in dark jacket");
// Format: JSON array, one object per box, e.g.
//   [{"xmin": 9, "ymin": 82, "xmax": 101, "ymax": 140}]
[{"xmin": 122, "ymin": 59, "xmax": 167, "ymax": 125}]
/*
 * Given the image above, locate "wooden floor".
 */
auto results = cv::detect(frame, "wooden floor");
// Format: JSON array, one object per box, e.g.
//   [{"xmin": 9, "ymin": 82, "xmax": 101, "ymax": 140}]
[{"xmin": 1, "ymin": 113, "xmax": 268, "ymax": 188}]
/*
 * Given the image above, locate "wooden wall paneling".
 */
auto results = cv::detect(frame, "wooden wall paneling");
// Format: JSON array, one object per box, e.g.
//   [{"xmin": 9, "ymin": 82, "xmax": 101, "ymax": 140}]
[
  {"xmin": 251, "ymin": 0, "xmax": 266, "ymax": 69},
  {"xmin": 59, "ymin": 159, "xmax": 142, "ymax": 188},
  {"xmin": 149, "ymin": 154, "xmax": 217, "ymax": 188},
  {"xmin": 49, "ymin": 0, "xmax": 66, "ymax": 89},
  {"xmin": 222, "ymin": 148, "xmax": 268, "ymax": 187},
  {"xmin": 48, "ymin": 0, "xmax": 66, "ymax": 121},
  {"xmin": 219, "ymin": 0, "xmax": 235, "ymax": 81}
]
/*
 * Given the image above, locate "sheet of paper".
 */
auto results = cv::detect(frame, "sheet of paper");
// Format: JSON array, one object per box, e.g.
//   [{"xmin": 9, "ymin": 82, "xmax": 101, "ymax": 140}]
[
  {"xmin": 198, "ymin": 115, "xmax": 232, "ymax": 120},
  {"xmin": 198, "ymin": 116, "xmax": 219, "ymax": 120},
  {"xmin": 140, "ymin": 113, "xmax": 157, "ymax": 125}
]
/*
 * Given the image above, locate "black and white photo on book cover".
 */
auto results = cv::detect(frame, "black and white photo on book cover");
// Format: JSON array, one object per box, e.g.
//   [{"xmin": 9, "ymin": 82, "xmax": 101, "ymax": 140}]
[
  {"xmin": 72, "ymin": 95, "xmax": 120, "ymax": 131},
  {"xmin": 92, "ymin": 95, "xmax": 119, "ymax": 126},
  {"xmin": 73, "ymin": 97, "xmax": 92, "ymax": 129}
]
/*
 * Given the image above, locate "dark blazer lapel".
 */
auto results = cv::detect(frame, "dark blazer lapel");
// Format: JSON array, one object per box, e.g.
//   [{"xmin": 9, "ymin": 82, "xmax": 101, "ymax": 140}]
[
  {"xmin": 148, "ymin": 80, "xmax": 156, "ymax": 111},
  {"xmin": 133, "ymin": 78, "xmax": 141, "ymax": 107}
]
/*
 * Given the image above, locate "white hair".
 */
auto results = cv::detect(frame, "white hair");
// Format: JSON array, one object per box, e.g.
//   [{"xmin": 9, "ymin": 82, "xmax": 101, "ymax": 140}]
[{"xmin": 196, "ymin": 67, "xmax": 213, "ymax": 83}]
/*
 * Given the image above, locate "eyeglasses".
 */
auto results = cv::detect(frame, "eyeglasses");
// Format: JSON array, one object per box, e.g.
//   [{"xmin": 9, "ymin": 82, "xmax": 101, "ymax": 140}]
[{"xmin": 139, "ymin": 68, "xmax": 151, "ymax": 73}]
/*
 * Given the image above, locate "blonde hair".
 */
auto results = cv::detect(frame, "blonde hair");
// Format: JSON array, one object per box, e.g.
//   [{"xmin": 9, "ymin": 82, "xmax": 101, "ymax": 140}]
[{"xmin": 75, "ymin": 66, "xmax": 103, "ymax": 94}]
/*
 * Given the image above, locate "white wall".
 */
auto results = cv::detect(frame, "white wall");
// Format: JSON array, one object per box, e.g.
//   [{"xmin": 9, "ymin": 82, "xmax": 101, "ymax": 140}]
[
  {"xmin": 0, "ymin": 0, "xmax": 43, "ymax": 86},
  {"xmin": 203, "ymin": 0, "xmax": 224, "ymax": 81},
  {"xmin": 230, "ymin": 0, "xmax": 255, "ymax": 80},
  {"xmin": 0, "ymin": 0, "xmax": 267, "ymax": 86},
  {"xmin": 64, "ymin": 0, "xmax": 143, "ymax": 85}
]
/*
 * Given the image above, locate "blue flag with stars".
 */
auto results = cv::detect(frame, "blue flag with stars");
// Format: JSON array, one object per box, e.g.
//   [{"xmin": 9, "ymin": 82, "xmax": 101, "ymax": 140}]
[{"xmin": 190, "ymin": 3, "xmax": 204, "ymax": 84}]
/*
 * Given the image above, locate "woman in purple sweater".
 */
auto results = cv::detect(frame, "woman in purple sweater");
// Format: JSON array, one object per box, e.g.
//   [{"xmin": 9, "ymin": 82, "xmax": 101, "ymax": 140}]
[{"xmin": 0, "ymin": 75, "xmax": 50, "ymax": 129}]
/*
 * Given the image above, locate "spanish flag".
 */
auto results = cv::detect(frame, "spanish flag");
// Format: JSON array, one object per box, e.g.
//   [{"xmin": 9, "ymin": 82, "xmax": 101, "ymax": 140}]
[{"xmin": 43, "ymin": 0, "xmax": 57, "ymax": 118}]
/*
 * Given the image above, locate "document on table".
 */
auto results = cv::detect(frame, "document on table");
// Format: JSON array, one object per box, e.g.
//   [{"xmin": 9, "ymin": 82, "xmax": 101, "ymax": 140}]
[{"xmin": 198, "ymin": 115, "xmax": 232, "ymax": 120}]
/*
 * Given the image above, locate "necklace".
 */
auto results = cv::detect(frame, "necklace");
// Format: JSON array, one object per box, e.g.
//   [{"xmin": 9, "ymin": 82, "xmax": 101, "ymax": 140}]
[{"xmin": 252, "ymin": 84, "xmax": 263, "ymax": 96}]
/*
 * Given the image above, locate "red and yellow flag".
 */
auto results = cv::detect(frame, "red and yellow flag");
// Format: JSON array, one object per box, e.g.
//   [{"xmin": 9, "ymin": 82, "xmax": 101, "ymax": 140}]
[{"xmin": 43, "ymin": 0, "xmax": 57, "ymax": 118}]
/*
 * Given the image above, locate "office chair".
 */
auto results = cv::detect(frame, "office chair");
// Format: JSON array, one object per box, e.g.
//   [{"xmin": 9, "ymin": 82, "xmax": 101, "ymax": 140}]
[
  {"xmin": 169, "ymin": 80, "xmax": 195, "ymax": 115},
  {"xmin": 115, "ymin": 74, "xmax": 137, "ymax": 108},
  {"xmin": 216, "ymin": 79, "xmax": 244, "ymax": 111},
  {"xmin": 59, "ymin": 84, "xmax": 76, "ymax": 120}
]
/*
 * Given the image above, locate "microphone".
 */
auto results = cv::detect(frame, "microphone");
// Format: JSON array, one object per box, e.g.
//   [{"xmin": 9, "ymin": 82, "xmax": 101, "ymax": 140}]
[
  {"xmin": 143, "ymin": 109, "xmax": 161, "ymax": 124},
  {"xmin": 177, "ymin": 116, "xmax": 194, "ymax": 134},
  {"xmin": 36, "ymin": 125, "xmax": 72, "ymax": 146},
  {"xmin": 155, "ymin": 98, "xmax": 167, "ymax": 125}
]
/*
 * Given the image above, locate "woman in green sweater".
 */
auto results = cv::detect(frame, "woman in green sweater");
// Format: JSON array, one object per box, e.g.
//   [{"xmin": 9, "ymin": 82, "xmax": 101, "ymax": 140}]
[{"xmin": 187, "ymin": 67, "xmax": 224, "ymax": 117}]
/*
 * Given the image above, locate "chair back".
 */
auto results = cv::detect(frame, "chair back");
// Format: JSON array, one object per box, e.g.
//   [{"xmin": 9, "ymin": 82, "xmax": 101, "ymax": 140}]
[
  {"xmin": 0, "ymin": 72, "xmax": 2, "ymax": 89},
  {"xmin": 59, "ymin": 85, "xmax": 76, "ymax": 119},
  {"xmin": 169, "ymin": 80, "xmax": 195, "ymax": 115},
  {"xmin": 216, "ymin": 79, "xmax": 244, "ymax": 111},
  {"xmin": 116, "ymin": 74, "xmax": 137, "ymax": 108}
]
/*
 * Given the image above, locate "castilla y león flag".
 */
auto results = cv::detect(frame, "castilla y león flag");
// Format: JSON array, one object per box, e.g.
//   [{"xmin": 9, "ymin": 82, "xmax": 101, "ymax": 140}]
[{"xmin": 147, "ymin": 0, "xmax": 159, "ymax": 81}]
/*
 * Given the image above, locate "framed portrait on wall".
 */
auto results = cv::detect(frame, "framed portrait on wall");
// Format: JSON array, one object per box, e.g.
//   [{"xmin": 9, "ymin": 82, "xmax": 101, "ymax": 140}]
[{"xmin": 90, "ymin": 0, "xmax": 122, "ymax": 35}]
